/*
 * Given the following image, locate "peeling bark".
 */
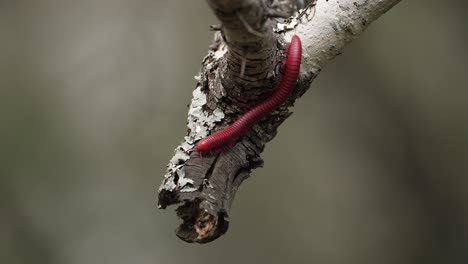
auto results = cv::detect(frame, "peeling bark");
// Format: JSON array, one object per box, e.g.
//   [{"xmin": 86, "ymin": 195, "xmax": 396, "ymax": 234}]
[{"xmin": 158, "ymin": 0, "xmax": 401, "ymax": 243}]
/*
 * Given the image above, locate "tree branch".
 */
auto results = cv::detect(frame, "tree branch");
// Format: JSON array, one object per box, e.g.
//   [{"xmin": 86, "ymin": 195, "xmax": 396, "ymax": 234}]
[{"xmin": 158, "ymin": 0, "xmax": 401, "ymax": 243}]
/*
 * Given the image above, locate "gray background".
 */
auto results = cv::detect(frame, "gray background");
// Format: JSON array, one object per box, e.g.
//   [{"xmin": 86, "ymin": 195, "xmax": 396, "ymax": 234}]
[{"xmin": 1, "ymin": 1, "xmax": 467, "ymax": 263}]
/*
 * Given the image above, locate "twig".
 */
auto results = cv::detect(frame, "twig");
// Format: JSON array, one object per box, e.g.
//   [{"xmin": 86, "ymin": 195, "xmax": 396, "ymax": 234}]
[{"xmin": 158, "ymin": 0, "xmax": 402, "ymax": 243}]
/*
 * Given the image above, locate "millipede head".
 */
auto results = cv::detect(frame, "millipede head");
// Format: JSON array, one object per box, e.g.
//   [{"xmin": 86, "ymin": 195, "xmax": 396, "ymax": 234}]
[{"xmin": 194, "ymin": 138, "xmax": 212, "ymax": 158}]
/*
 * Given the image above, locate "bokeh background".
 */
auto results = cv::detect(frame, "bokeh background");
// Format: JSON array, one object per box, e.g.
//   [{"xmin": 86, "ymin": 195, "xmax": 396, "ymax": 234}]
[{"xmin": 1, "ymin": 1, "xmax": 467, "ymax": 263}]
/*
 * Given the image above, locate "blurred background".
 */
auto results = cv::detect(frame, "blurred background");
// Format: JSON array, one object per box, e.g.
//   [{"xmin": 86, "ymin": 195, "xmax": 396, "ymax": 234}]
[{"xmin": 1, "ymin": 0, "xmax": 467, "ymax": 263}]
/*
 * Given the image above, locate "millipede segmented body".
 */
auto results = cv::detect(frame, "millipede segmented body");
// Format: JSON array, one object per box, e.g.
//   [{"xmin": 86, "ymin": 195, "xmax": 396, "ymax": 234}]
[{"xmin": 195, "ymin": 35, "xmax": 302, "ymax": 156}]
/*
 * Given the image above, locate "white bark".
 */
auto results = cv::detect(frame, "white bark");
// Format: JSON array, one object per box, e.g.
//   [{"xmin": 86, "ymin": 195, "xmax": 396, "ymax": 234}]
[{"xmin": 282, "ymin": 0, "xmax": 401, "ymax": 74}]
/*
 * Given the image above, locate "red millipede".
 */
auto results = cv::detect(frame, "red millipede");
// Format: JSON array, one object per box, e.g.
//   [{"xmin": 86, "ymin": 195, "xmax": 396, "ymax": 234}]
[{"xmin": 194, "ymin": 34, "xmax": 302, "ymax": 156}]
